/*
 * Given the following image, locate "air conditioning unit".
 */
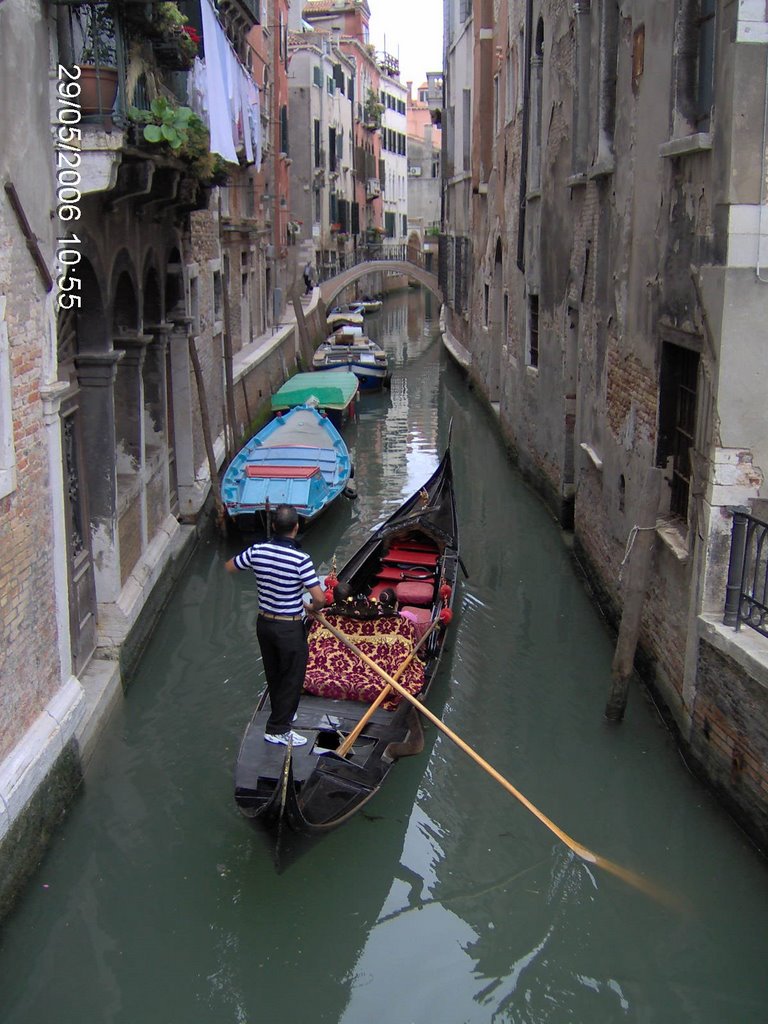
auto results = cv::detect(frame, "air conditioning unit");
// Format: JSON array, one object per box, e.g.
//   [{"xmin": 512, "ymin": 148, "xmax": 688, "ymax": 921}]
[{"xmin": 408, "ymin": 166, "xmax": 422, "ymax": 177}]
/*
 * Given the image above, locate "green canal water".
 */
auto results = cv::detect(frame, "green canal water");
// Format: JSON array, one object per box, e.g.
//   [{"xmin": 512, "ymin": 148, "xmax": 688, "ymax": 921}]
[{"xmin": 1, "ymin": 290, "xmax": 767, "ymax": 1023}]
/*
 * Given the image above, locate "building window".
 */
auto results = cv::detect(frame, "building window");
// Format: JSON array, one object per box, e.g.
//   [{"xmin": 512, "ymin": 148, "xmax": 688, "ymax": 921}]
[
  {"xmin": 314, "ymin": 119, "xmax": 322, "ymax": 167},
  {"xmin": 597, "ymin": 0, "xmax": 619, "ymax": 161},
  {"xmin": 493, "ymin": 74, "xmax": 500, "ymax": 135},
  {"xmin": 673, "ymin": 0, "xmax": 716, "ymax": 134},
  {"xmin": 280, "ymin": 104, "xmax": 289, "ymax": 155},
  {"xmin": 462, "ymin": 88, "xmax": 471, "ymax": 172},
  {"xmin": 529, "ymin": 19, "xmax": 544, "ymax": 189},
  {"xmin": 0, "ymin": 296, "xmax": 16, "ymax": 499},
  {"xmin": 213, "ymin": 269, "xmax": 222, "ymax": 322},
  {"xmin": 695, "ymin": 0, "xmax": 716, "ymax": 128},
  {"xmin": 527, "ymin": 293, "xmax": 539, "ymax": 368},
  {"xmin": 657, "ymin": 342, "xmax": 700, "ymax": 519},
  {"xmin": 188, "ymin": 272, "xmax": 200, "ymax": 336},
  {"xmin": 313, "ymin": 65, "xmax": 322, "ymax": 88},
  {"xmin": 573, "ymin": 2, "xmax": 592, "ymax": 174}
]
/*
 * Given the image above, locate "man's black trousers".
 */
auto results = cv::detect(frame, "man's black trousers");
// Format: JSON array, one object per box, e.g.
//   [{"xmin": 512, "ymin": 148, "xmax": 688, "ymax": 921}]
[{"xmin": 256, "ymin": 616, "xmax": 308, "ymax": 735}]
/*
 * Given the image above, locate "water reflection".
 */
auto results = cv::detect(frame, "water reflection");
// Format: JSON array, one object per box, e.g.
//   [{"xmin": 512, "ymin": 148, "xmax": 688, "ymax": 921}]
[{"xmin": 1, "ymin": 289, "xmax": 768, "ymax": 1023}]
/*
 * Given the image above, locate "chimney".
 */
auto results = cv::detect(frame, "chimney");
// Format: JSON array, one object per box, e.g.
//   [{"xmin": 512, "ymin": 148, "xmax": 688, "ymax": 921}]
[{"xmin": 406, "ymin": 80, "xmax": 413, "ymax": 103}]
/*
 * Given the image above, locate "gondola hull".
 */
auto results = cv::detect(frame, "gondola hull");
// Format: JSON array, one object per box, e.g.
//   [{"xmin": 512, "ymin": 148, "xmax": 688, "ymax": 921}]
[{"xmin": 234, "ymin": 445, "xmax": 459, "ymax": 842}]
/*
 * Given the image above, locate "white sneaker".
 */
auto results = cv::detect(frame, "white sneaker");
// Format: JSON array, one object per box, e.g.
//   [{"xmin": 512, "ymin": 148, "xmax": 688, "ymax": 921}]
[{"xmin": 264, "ymin": 730, "xmax": 308, "ymax": 747}]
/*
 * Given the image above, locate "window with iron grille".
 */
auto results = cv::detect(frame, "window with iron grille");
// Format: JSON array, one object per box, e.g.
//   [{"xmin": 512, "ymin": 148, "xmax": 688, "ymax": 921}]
[{"xmin": 657, "ymin": 342, "xmax": 700, "ymax": 519}]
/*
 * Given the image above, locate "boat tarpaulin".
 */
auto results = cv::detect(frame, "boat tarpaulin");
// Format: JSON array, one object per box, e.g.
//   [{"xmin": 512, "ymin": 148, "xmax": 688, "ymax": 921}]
[{"xmin": 271, "ymin": 371, "xmax": 358, "ymax": 412}]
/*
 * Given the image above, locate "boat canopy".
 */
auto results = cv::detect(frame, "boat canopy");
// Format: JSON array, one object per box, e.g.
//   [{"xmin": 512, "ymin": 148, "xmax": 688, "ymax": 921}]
[{"xmin": 271, "ymin": 371, "xmax": 359, "ymax": 412}]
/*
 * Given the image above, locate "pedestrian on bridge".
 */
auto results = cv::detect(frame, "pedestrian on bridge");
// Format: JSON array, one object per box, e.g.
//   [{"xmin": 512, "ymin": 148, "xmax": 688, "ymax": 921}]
[{"xmin": 303, "ymin": 261, "xmax": 314, "ymax": 296}]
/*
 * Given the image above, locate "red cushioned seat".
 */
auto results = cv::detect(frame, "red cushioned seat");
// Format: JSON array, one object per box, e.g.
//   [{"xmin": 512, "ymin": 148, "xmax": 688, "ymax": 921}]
[
  {"xmin": 383, "ymin": 547, "xmax": 439, "ymax": 567},
  {"xmin": 395, "ymin": 581, "xmax": 434, "ymax": 606}
]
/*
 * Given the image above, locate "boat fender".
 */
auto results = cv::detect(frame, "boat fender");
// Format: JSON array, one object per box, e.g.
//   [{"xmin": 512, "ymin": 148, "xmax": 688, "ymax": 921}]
[{"xmin": 343, "ymin": 479, "xmax": 358, "ymax": 500}]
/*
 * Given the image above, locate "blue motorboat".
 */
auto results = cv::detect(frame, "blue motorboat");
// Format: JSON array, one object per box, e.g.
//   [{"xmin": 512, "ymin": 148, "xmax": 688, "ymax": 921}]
[
  {"xmin": 312, "ymin": 330, "xmax": 390, "ymax": 391},
  {"xmin": 222, "ymin": 405, "xmax": 353, "ymax": 531}
]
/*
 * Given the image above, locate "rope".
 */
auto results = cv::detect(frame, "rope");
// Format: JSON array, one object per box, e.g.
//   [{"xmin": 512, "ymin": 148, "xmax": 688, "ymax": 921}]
[{"xmin": 618, "ymin": 516, "xmax": 677, "ymax": 582}]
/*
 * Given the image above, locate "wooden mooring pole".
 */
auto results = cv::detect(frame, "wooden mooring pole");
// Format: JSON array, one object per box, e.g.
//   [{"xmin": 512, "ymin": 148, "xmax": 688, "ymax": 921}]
[{"xmin": 604, "ymin": 467, "xmax": 663, "ymax": 722}]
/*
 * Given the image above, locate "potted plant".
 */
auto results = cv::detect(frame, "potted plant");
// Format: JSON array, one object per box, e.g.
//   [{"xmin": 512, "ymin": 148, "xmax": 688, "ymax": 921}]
[
  {"xmin": 77, "ymin": 4, "xmax": 119, "ymax": 116},
  {"xmin": 363, "ymin": 87, "xmax": 384, "ymax": 131},
  {"xmin": 151, "ymin": 2, "xmax": 200, "ymax": 69},
  {"xmin": 128, "ymin": 99, "xmax": 229, "ymax": 186}
]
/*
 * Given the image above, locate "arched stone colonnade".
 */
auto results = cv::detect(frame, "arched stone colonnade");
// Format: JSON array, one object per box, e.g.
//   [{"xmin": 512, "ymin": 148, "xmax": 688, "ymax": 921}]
[{"xmin": 55, "ymin": 229, "xmax": 205, "ymax": 671}]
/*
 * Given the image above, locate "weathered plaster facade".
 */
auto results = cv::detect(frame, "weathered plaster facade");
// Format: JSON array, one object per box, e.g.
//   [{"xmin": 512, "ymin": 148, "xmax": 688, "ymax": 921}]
[{"xmin": 442, "ymin": 0, "xmax": 768, "ymax": 849}]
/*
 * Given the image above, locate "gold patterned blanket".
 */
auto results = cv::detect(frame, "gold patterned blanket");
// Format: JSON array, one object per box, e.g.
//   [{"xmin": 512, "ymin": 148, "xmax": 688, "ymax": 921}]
[{"xmin": 303, "ymin": 614, "xmax": 425, "ymax": 709}]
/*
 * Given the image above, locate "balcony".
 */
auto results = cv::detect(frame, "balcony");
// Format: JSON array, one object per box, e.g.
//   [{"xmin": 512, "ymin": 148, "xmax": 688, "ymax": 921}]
[{"xmin": 366, "ymin": 178, "xmax": 381, "ymax": 199}]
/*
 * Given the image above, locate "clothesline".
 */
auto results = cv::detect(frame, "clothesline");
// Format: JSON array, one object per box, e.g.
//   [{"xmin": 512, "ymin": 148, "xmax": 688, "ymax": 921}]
[{"xmin": 194, "ymin": 0, "xmax": 262, "ymax": 168}]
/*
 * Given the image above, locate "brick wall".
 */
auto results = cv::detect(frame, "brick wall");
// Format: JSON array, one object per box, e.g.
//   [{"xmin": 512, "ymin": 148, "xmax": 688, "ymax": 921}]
[
  {"xmin": 605, "ymin": 346, "xmax": 657, "ymax": 452},
  {"xmin": 0, "ymin": 217, "xmax": 60, "ymax": 761},
  {"xmin": 691, "ymin": 639, "xmax": 768, "ymax": 849}
]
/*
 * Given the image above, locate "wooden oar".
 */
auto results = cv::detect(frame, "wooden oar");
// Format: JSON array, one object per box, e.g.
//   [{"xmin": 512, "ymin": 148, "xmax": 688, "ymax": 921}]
[
  {"xmin": 335, "ymin": 615, "xmax": 442, "ymax": 758},
  {"xmin": 315, "ymin": 612, "xmax": 679, "ymax": 907}
]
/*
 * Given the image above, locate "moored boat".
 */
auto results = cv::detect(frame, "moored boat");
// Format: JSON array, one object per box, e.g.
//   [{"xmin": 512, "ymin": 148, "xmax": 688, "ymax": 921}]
[
  {"xmin": 222, "ymin": 404, "xmax": 353, "ymax": 531},
  {"xmin": 234, "ymin": 441, "xmax": 460, "ymax": 844},
  {"xmin": 358, "ymin": 295, "xmax": 382, "ymax": 313},
  {"xmin": 312, "ymin": 331, "xmax": 390, "ymax": 390},
  {"xmin": 329, "ymin": 302, "xmax": 366, "ymax": 317},
  {"xmin": 270, "ymin": 370, "xmax": 358, "ymax": 429},
  {"xmin": 326, "ymin": 310, "xmax": 364, "ymax": 332}
]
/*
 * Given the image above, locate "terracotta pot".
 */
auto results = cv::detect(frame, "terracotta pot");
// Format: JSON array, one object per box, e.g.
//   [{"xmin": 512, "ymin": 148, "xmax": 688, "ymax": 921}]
[{"xmin": 79, "ymin": 66, "xmax": 118, "ymax": 116}]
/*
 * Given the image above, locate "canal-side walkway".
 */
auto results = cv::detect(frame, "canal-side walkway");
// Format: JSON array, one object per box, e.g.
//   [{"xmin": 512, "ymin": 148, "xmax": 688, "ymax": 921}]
[{"xmin": 0, "ymin": 288, "xmax": 328, "ymax": 918}]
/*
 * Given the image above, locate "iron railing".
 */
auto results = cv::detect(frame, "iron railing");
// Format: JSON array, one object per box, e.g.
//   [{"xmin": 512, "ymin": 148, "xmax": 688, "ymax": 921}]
[{"xmin": 723, "ymin": 508, "xmax": 768, "ymax": 639}]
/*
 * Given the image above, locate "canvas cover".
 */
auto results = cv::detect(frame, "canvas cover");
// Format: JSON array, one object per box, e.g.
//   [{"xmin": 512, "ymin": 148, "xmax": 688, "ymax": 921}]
[{"xmin": 271, "ymin": 371, "xmax": 358, "ymax": 411}]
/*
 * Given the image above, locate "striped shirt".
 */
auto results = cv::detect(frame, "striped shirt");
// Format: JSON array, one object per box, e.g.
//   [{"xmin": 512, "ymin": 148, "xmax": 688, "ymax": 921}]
[{"xmin": 233, "ymin": 537, "xmax": 320, "ymax": 615}]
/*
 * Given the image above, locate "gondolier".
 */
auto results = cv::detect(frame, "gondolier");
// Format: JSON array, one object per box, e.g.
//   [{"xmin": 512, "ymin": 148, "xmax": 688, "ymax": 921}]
[{"xmin": 225, "ymin": 504, "xmax": 326, "ymax": 746}]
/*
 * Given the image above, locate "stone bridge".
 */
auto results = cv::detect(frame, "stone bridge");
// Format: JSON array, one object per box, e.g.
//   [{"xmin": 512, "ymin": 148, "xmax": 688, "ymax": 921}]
[{"xmin": 319, "ymin": 260, "xmax": 442, "ymax": 307}]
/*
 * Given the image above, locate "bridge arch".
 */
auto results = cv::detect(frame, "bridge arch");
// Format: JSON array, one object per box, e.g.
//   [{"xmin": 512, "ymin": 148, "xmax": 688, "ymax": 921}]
[{"xmin": 319, "ymin": 260, "xmax": 442, "ymax": 307}]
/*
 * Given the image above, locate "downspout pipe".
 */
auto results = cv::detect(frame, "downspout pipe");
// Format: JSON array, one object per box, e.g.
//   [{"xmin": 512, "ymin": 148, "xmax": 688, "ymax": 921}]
[{"xmin": 516, "ymin": 0, "xmax": 533, "ymax": 272}]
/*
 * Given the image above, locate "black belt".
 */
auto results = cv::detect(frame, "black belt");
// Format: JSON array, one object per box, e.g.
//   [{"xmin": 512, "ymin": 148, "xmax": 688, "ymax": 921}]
[{"xmin": 259, "ymin": 611, "xmax": 304, "ymax": 621}]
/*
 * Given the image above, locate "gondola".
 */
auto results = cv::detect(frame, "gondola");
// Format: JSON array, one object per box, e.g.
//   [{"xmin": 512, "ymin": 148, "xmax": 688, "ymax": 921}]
[{"xmin": 234, "ymin": 440, "xmax": 460, "ymax": 846}]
